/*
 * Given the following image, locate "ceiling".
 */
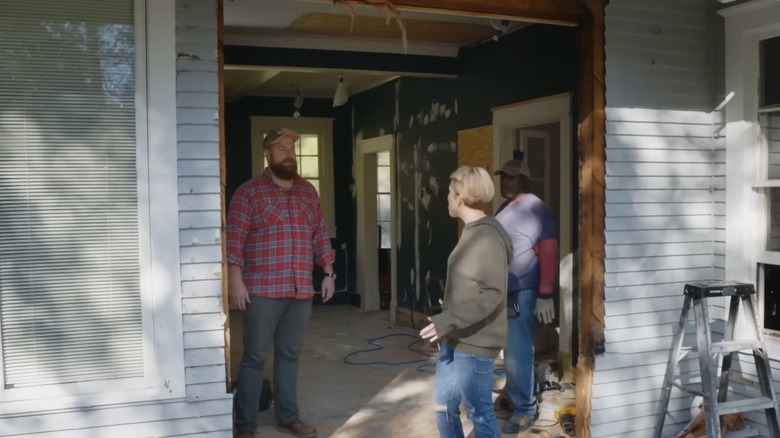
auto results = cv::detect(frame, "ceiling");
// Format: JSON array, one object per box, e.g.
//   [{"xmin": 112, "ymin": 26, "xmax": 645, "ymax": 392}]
[{"xmin": 223, "ymin": 0, "xmax": 526, "ymax": 101}]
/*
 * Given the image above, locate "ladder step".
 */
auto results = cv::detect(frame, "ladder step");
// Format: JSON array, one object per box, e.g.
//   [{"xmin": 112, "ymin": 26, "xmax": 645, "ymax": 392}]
[
  {"xmin": 710, "ymin": 340, "xmax": 764, "ymax": 354},
  {"xmin": 717, "ymin": 397, "xmax": 777, "ymax": 415}
]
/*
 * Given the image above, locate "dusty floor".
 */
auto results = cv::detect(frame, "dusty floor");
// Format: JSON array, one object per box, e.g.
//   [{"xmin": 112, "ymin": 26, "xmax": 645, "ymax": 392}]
[{"xmin": 244, "ymin": 305, "xmax": 575, "ymax": 438}]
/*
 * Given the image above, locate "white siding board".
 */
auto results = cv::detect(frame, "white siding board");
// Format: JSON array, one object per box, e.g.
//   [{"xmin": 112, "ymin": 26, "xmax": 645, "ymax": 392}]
[
  {"xmin": 606, "ymin": 242, "xmax": 714, "ymax": 258},
  {"xmin": 181, "ymin": 210, "xmax": 222, "ymax": 229},
  {"xmin": 607, "ymin": 189, "xmax": 724, "ymax": 203},
  {"xmin": 176, "ymin": 59, "xmax": 218, "ymax": 73},
  {"xmin": 178, "ymin": 124, "xmax": 221, "ymax": 142},
  {"xmin": 179, "ymin": 193, "xmax": 223, "ymax": 211},
  {"xmin": 605, "ymin": 282, "xmax": 691, "ymax": 301},
  {"xmin": 606, "ymin": 229, "xmax": 715, "ymax": 244},
  {"xmin": 606, "ymin": 254, "xmax": 714, "ymax": 273},
  {"xmin": 179, "ymin": 159, "xmax": 222, "ymax": 177},
  {"xmin": 605, "ymin": 176, "xmax": 723, "ymax": 190},
  {"xmin": 177, "ymin": 91, "xmax": 220, "ymax": 109},
  {"xmin": 607, "ymin": 121, "xmax": 715, "ymax": 138},
  {"xmin": 606, "ymin": 215, "xmax": 722, "ymax": 231},
  {"xmin": 182, "ymin": 279, "xmax": 223, "ymax": 298},
  {"xmin": 0, "ymin": 398, "xmax": 231, "ymax": 437},
  {"xmin": 181, "ymin": 228, "xmax": 222, "ymax": 246},
  {"xmin": 181, "ymin": 245, "xmax": 223, "ymax": 263},
  {"xmin": 607, "ymin": 162, "xmax": 724, "ymax": 177},
  {"xmin": 181, "ymin": 262, "xmax": 223, "ymax": 281},
  {"xmin": 606, "ymin": 267, "xmax": 716, "ymax": 288},
  {"xmin": 607, "ymin": 134, "xmax": 716, "ymax": 150},
  {"xmin": 187, "ymin": 383, "xmax": 232, "ymax": 402},
  {"xmin": 607, "ymin": 149, "xmax": 723, "ymax": 163},
  {"xmin": 179, "ymin": 176, "xmax": 221, "ymax": 194},
  {"xmin": 178, "ymin": 141, "xmax": 221, "ymax": 159},
  {"xmin": 186, "ymin": 365, "xmax": 228, "ymax": 385},
  {"xmin": 182, "ymin": 297, "xmax": 224, "ymax": 316},
  {"xmin": 183, "ymin": 313, "xmax": 226, "ymax": 333},
  {"xmin": 184, "ymin": 348, "xmax": 226, "ymax": 368}
]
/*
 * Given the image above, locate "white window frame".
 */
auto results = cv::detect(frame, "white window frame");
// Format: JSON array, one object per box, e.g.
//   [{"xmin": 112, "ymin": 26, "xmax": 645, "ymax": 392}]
[
  {"xmin": 722, "ymin": 1, "xmax": 780, "ymax": 348},
  {"xmin": 250, "ymin": 116, "xmax": 337, "ymax": 238},
  {"xmin": 0, "ymin": 0, "xmax": 184, "ymax": 415}
]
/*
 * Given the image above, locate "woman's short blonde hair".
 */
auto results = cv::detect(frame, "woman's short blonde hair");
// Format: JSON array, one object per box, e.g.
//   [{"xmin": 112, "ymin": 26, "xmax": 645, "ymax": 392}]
[{"xmin": 449, "ymin": 166, "xmax": 495, "ymax": 209}]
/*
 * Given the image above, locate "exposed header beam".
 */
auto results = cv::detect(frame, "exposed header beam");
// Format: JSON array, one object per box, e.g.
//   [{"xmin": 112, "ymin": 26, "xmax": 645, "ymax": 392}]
[{"xmin": 322, "ymin": 0, "xmax": 584, "ymax": 26}]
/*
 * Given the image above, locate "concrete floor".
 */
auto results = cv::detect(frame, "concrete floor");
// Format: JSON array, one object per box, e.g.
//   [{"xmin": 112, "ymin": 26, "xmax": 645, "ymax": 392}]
[{"xmin": 243, "ymin": 305, "xmax": 574, "ymax": 438}]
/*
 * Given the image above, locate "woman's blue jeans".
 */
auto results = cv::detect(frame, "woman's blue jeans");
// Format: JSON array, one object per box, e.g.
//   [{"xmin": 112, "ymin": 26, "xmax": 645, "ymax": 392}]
[
  {"xmin": 433, "ymin": 342, "xmax": 501, "ymax": 438},
  {"xmin": 504, "ymin": 288, "xmax": 539, "ymax": 418}
]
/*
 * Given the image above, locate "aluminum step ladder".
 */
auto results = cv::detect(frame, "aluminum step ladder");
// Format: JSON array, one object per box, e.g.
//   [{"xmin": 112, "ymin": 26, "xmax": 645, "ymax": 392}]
[{"xmin": 653, "ymin": 281, "xmax": 780, "ymax": 438}]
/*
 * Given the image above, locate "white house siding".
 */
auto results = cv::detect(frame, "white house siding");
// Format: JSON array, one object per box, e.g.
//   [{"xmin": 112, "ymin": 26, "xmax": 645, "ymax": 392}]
[
  {"xmin": 174, "ymin": 0, "xmax": 233, "ymax": 435},
  {"xmin": 593, "ymin": 0, "xmax": 727, "ymax": 436}
]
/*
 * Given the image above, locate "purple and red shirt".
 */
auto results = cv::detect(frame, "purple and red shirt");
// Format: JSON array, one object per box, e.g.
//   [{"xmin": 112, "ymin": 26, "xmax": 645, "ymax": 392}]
[{"xmin": 227, "ymin": 171, "xmax": 335, "ymax": 300}]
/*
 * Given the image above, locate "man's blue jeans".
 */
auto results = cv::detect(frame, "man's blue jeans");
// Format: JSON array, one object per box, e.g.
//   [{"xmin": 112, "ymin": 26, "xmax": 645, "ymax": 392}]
[
  {"xmin": 433, "ymin": 342, "xmax": 501, "ymax": 438},
  {"xmin": 504, "ymin": 288, "xmax": 538, "ymax": 418}
]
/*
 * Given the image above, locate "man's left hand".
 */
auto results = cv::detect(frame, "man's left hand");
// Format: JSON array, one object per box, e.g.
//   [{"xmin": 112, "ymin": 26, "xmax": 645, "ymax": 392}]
[
  {"xmin": 321, "ymin": 277, "xmax": 335, "ymax": 302},
  {"xmin": 535, "ymin": 297, "xmax": 555, "ymax": 325}
]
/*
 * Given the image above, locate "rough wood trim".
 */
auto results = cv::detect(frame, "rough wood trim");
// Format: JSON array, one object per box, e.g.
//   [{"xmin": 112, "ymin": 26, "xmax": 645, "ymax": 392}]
[
  {"xmin": 324, "ymin": 0, "xmax": 583, "ymax": 25},
  {"xmin": 575, "ymin": 1, "xmax": 607, "ymax": 437},
  {"xmin": 217, "ymin": 0, "xmax": 232, "ymax": 394}
]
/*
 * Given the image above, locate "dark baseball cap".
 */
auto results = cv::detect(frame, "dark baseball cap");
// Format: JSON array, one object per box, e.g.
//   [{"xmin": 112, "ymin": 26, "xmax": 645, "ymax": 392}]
[
  {"xmin": 494, "ymin": 159, "xmax": 530, "ymax": 177},
  {"xmin": 263, "ymin": 127, "xmax": 299, "ymax": 149}
]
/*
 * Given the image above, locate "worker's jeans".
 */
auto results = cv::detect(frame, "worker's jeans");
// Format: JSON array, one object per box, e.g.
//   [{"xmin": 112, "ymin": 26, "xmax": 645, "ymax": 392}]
[
  {"xmin": 234, "ymin": 296, "xmax": 312, "ymax": 431},
  {"xmin": 433, "ymin": 342, "xmax": 501, "ymax": 438},
  {"xmin": 504, "ymin": 288, "xmax": 539, "ymax": 418}
]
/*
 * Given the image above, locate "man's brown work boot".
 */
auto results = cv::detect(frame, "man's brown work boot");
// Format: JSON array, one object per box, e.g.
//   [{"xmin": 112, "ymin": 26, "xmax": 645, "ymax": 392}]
[
  {"xmin": 234, "ymin": 430, "xmax": 254, "ymax": 438},
  {"xmin": 277, "ymin": 419, "xmax": 317, "ymax": 438}
]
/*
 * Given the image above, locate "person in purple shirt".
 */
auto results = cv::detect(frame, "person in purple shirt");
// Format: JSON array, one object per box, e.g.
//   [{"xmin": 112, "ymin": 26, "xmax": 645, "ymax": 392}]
[{"xmin": 493, "ymin": 158, "xmax": 559, "ymax": 434}]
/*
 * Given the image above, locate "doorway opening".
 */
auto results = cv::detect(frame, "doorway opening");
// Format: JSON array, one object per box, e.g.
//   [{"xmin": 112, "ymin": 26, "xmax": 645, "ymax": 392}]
[{"xmin": 356, "ymin": 135, "xmax": 397, "ymax": 317}]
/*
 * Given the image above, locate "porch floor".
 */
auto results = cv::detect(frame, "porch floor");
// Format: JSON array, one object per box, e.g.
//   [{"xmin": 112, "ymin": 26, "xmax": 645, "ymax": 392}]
[{"xmin": 243, "ymin": 305, "xmax": 573, "ymax": 438}]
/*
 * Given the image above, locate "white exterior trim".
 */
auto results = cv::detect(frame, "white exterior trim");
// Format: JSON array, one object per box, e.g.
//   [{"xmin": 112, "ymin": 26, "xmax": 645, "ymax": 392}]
[{"xmin": 723, "ymin": 1, "xmax": 780, "ymax": 284}]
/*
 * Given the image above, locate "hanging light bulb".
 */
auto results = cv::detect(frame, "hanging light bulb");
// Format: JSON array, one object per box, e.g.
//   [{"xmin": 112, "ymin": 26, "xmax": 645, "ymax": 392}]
[
  {"xmin": 333, "ymin": 75, "xmax": 349, "ymax": 108},
  {"xmin": 293, "ymin": 88, "xmax": 303, "ymax": 117}
]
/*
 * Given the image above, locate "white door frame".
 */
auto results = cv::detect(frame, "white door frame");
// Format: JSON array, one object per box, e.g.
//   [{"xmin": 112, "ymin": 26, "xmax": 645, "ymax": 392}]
[
  {"xmin": 355, "ymin": 135, "xmax": 397, "ymax": 318},
  {"xmin": 491, "ymin": 92, "xmax": 574, "ymax": 376}
]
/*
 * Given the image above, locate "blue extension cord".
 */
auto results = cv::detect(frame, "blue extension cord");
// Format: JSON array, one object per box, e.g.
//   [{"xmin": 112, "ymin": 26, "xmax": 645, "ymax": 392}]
[{"xmin": 343, "ymin": 332, "xmax": 507, "ymax": 376}]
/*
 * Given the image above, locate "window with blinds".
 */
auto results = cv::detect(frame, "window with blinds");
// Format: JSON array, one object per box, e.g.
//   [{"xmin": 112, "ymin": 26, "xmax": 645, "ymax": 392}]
[{"xmin": 0, "ymin": 1, "xmax": 144, "ymax": 389}]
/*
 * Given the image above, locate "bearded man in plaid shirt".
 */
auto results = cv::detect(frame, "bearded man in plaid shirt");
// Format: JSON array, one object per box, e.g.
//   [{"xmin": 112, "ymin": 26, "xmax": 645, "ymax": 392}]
[{"xmin": 229, "ymin": 127, "xmax": 336, "ymax": 438}]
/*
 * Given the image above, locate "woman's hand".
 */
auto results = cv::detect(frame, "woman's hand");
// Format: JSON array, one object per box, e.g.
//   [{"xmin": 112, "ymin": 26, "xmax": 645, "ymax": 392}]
[{"xmin": 420, "ymin": 322, "xmax": 439, "ymax": 342}]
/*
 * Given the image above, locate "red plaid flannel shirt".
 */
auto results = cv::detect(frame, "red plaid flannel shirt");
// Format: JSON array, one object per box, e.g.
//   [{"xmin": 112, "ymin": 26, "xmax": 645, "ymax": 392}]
[{"xmin": 227, "ymin": 171, "xmax": 335, "ymax": 299}]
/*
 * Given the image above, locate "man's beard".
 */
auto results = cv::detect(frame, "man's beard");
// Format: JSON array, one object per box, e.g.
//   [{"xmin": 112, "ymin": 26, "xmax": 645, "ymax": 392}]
[{"xmin": 269, "ymin": 158, "xmax": 298, "ymax": 180}]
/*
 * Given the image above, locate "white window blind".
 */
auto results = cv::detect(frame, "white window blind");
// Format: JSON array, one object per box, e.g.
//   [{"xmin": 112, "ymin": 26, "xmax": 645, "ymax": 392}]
[{"xmin": 0, "ymin": 1, "xmax": 144, "ymax": 389}]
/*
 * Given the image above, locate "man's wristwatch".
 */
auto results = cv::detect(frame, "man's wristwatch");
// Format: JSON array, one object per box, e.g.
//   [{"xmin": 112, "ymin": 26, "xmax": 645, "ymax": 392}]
[{"xmin": 325, "ymin": 272, "xmax": 337, "ymax": 279}]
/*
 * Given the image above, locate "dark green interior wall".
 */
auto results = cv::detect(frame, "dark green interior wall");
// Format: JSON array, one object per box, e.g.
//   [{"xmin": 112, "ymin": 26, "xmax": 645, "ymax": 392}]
[
  {"xmin": 350, "ymin": 24, "xmax": 577, "ymax": 313},
  {"xmin": 457, "ymin": 24, "xmax": 578, "ymax": 130},
  {"xmin": 225, "ymin": 96, "xmax": 355, "ymax": 300},
  {"xmin": 353, "ymin": 78, "xmax": 460, "ymax": 313}
]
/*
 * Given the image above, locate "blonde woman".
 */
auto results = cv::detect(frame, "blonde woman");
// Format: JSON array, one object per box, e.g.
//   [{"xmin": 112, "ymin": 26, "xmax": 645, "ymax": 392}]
[{"xmin": 420, "ymin": 166, "xmax": 513, "ymax": 438}]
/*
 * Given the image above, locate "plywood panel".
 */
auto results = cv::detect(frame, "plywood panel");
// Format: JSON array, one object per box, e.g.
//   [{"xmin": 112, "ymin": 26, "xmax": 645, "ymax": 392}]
[{"xmin": 457, "ymin": 125, "xmax": 495, "ymax": 216}]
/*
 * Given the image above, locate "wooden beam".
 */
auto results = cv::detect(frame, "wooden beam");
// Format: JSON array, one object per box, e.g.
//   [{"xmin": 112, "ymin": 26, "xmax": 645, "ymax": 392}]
[
  {"xmin": 217, "ymin": 0, "xmax": 232, "ymax": 394},
  {"xmin": 576, "ymin": 1, "xmax": 607, "ymax": 437},
  {"xmin": 326, "ymin": 0, "xmax": 583, "ymax": 26}
]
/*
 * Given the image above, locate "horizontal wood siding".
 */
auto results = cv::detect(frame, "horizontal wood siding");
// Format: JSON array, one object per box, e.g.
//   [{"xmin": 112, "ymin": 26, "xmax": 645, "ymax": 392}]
[
  {"xmin": 595, "ymin": 0, "xmax": 725, "ymax": 436},
  {"xmin": 175, "ymin": 0, "xmax": 233, "ymax": 435}
]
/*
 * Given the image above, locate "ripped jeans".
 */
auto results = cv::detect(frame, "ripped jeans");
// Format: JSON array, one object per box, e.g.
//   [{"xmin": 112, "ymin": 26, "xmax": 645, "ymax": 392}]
[{"xmin": 433, "ymin": 342, "xmax": 501, "ymax": 438}]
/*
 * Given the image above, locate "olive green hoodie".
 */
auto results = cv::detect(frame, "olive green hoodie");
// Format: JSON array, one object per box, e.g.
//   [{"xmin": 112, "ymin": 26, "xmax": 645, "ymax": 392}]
[{"xmin": 430, "ymin": 216, "xmax": 513, "ymax": 358}]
